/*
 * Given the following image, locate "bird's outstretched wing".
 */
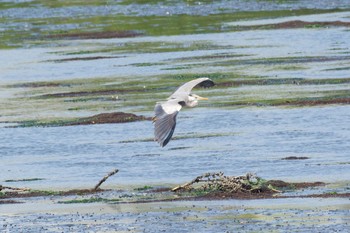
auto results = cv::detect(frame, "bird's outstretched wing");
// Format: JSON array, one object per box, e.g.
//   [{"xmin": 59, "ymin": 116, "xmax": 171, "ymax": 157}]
[
  {"xmin": 153, "ymin": 100, "xmax": 182, "ymax": 147},
  {"xmin": 169, "ymin": 77, "xmax": 214, "ymax": 100}
]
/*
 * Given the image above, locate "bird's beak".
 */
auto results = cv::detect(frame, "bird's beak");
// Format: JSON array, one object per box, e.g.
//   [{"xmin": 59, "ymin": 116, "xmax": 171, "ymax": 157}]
[{"xmin": 197, "ymin": 95, "xmax": 208, "ymax": 100}]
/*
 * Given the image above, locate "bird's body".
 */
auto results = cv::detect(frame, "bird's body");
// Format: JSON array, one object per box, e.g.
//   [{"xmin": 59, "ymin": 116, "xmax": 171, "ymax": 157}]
[{"xmin": 153, "ymin": 77, "xmax": 214, "ymax": 147}]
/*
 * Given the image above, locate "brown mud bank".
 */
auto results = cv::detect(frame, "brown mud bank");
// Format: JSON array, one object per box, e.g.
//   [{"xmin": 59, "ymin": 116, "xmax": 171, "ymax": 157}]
[
  {"xmin": 235, "ymin": 20, "xmax": 350, "ymax": 30},
  {"xmin": 1, "ymin": 172, "xmax": 349, "ymax": 205},
  {"xmin": 65, "ymin": 112, "xmax": 151, "ymax": 126},
  {"xmin": 267, "ymin": 20, "xmax": 350, "ymax": 29},
  {"xmin": 12, "ymin": 112, "xmax": 151, "ymax": 128}
]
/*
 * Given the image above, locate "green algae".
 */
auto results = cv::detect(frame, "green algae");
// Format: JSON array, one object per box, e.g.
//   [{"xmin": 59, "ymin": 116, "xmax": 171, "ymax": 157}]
[
  {"xmin": 31, "ymin": 190, "xmax": 62, "ymax": 196},
  {"xmin": 58, "ymin": 197, "xmax": 121, "ymax": 204},
  {"xmin": 1, "ymin": 1, "xmax": 348, "ymax": 49},
  {"xmin": 1, "ymin": 72, "xmax": 349, "ymax": 126},
  {"xmin": 134, "ymin": 185, "xmax": 154, "ymax": 191}
]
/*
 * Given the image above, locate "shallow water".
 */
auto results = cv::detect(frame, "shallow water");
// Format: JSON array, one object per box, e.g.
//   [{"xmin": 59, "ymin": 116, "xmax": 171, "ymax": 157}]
[
  {"xmin": 0, "ymin": 0, "xmax": 349, "ymax": 189},
  {"xmin": 1, "ymin": 106, "xmax": 349, "ymax": 190},
  {"xmin": 1, "ymin": 197, "xmax": 349, "ymax": 232},
  {"xmin": 1, "ymin": 1, "xmax": 350, "ymax": 231},
  {"xmin": 2, "ymin": 25, "xmax": 350, "ymax": 83},
  {"xmin": 1, "ymin": 6, "xmax": 350, "ymax": 188}
]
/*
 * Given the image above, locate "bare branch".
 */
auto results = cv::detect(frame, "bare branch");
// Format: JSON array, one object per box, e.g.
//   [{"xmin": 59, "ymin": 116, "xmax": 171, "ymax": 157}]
[{"xmin": 93, "ymin": 169, "xmax": 119, "ymax": 191}]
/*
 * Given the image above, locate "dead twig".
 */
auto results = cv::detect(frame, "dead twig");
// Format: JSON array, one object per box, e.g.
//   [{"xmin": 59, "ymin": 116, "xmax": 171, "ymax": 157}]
[{"xmin": 93, "ymin": 169, "xmax": 119, "ymax": 190}]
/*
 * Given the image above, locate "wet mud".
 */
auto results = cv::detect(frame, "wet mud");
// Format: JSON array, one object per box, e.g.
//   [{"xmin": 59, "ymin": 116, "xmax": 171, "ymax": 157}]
[
  {"xmin": 15, "ymin": 112, "xmax": 151, "ymax": 127},
  {"xmin": 0, "ymin": 178, "xmax": 347, "ymax": 204},
  {"xmin": 65, "ymin": 112, "xmax": 150, "ymax": 125},
  {"xmin": 238, "ymin": 20, "xmax": 350, "ymax": 30}
]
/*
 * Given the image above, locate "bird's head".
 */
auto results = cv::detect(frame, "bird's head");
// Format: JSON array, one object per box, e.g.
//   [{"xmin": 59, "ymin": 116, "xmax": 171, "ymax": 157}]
[{"xmin": 188, "ymin": 93, "xmax": 208, "ymax": 107}]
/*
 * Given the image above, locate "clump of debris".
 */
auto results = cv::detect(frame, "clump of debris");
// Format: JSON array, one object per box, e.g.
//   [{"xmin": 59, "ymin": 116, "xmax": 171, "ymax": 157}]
[{"xmin": 172, "ymin": 172, "xmax": 281, "ymax": 194}]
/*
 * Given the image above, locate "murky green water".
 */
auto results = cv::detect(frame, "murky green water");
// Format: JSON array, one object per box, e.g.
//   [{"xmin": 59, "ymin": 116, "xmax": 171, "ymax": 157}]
[{"xmin": 1, "ymin": 0, "xmax": 350, "ymax": 231}]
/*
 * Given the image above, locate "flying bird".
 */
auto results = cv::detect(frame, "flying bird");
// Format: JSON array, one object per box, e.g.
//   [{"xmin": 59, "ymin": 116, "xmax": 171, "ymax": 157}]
[{"xmin": 153, "ymin": 77, "xmax": 215, "ymax": 147}]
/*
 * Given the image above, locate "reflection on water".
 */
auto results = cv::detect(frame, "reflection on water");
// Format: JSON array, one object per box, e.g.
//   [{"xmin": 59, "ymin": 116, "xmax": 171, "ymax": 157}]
[{"xmin": 1, "ymin": 106, "xmax": 349, "ymax": 190}]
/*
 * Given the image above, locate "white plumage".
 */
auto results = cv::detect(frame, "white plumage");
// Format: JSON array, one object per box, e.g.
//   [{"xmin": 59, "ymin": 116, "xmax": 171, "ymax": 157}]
[{"xmin": 153, "ymin": 77, "xmax": 215, "ymax": 147}]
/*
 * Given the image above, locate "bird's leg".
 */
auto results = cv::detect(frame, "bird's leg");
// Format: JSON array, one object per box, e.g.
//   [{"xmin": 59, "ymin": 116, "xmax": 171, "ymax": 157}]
[{"xmin": 152, "ymin": 116, "xmax": 157, "ymax": 122}]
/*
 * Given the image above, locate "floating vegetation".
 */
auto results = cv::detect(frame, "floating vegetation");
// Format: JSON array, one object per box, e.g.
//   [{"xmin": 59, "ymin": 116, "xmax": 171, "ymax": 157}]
[
  {"xmin": 134, "ymin": 185, "xmax": 154, "ymax": 191},
  {"xmin": 172, "ymin": 172, "xmax": 280, "ymax": 195},
  {"xmin": 4, "ymin": 178, "xmax": 45, "ymax": 182}
]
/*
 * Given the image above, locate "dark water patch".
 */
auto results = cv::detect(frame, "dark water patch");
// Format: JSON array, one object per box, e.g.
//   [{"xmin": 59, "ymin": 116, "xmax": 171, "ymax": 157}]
[
  {"xmin": 323, "ymin": 66, "xmax": 350, "ymax": 71},
  {"xmin": 168, "ymin": 146, "xmax": 191, "ymax": 151},
  {"xmin": 131, "ymin": 62, "xmax": 165, "ymax": 67},
  {"xmin": 281, "ymin": 156, "xmax": 310, "ymax": 160},
  {"xmin": 119, "ymin": 132, "xmax": 235, "ymax": 144},
  {"xmin": 0, "ymin": 200, "xmax": 23, "ymax": 204},
  {"xmin": 4, "ymin": 178, "xmax": 45, "ymax": 183},
  {"xmin": 38, "ymin": 88, "xmax": 143, "ymax": 98},
  {"xmin": 292, "ymin": 182, "xmax": 326, "ymax": 189},
  {"xmin": 7, "ymin": 82, "xmax": 66, "ymax": 88},
  {"xmin": 132, "ymin": 153, "xmax": 161, "ymax": 157},
  {"xmin": 47, "ymin": 55, "xmax": 124, "ymax": 63}
]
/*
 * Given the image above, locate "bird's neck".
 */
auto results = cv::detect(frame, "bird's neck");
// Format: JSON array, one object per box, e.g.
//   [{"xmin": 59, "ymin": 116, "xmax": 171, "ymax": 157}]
[{"xmin": 186, "ymin": 100, "xmax": 198, "ymax": 107}]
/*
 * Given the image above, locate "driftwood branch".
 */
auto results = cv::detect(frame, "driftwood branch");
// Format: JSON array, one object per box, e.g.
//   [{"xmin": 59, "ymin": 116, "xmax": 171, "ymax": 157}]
[
  {"xmin": 172, "ymin": 172, "xmax": 222, "ymax": 192},
  {"xmin": 93, "ymin": 169, "xmax": 119, "ymax": 190},
  {"xmin": 171, "ymin": 172, "xmax": 282, "ymax": 193}
]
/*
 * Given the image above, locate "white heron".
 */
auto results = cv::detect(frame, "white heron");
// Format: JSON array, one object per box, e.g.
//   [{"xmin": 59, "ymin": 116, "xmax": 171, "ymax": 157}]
[{"xmin": 153, "ymin": 77, "xmax": 215, "ymax": 147}]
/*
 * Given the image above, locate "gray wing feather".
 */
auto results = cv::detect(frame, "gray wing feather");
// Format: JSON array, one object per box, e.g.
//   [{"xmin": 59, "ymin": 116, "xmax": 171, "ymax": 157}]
[
  {"xmin": 169, "ymin": 77, "xmax": 210, "ymax": 100},
  {"xmin": 154, "ymin": 102, "xmax": 180, "ymax": 147}
]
